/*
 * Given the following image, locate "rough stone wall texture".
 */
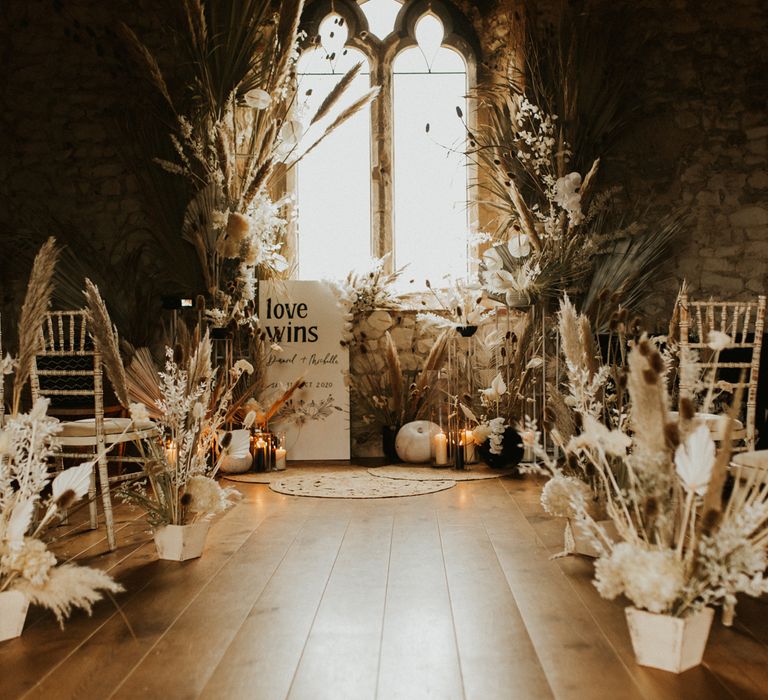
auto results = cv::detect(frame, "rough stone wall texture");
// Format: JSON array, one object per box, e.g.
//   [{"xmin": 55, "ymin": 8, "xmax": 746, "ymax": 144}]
[
  {"xmin": 1, "ymin": 0, "xmax": 766, "ymax": 329},
  {"xmin": 605, "ymin": 0, "xmax": 768, "ymax": 322}
]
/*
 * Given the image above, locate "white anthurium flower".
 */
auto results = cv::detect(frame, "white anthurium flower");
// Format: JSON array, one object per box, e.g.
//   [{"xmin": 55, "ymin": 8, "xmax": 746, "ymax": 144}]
[
  {"xmin": 7, "ymin": 499, "xmax": 34, "ymax": 545},
  {"xmin": 526, "ymin": 356, "xmax": 543, "ymax": 370},
  {"xmin": 52, "ymin": 462, "xmax": 93, "ymax": 504},
  {"xmin": 480, "ymin": 373, "xmax": 507, "ymax": 403},
  {"xmin": 675, "ymin": 423, "xmax": 716, "ymax": 496},
  {"xmin": 465, "ymin": 306, "xmax": 487, "ymax": 325},
  {"xmin": 707, "ymin": 330, "xmax": 732, "ymax": 352},
  {"xmin": 1, "ymin": 353, "xmax": 16, "ymax": 375},
  {"xmin": 243, "ymin": 88, "xmax": 272, "ymax": 110},
  {"xmin": 482, "ymin": 247, "xmax": 503, "ymax": 271},
  {"xmin": 507, "ymin": 233, "xmax": 531, "ymax": 258},
  {"xmin": 280, "ymin": 119, "xmax": 304, "ymax": 146}
]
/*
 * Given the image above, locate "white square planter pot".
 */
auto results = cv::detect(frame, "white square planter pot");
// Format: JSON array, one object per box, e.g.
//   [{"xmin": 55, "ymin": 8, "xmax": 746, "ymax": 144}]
[
  {"xmin": 0, "ymin": 590, "xmax": 30, "ymax": 642},
  {"xmin": 625, "ymin": 606, "xmax": 714, "ymax": 673},
  {"xmin": 153, "ymin": 521, "xmax": 211, "ymax": 561},
  {"xmin": 565, "ymin": 518, "xmax": 617, "ymax": 558}
]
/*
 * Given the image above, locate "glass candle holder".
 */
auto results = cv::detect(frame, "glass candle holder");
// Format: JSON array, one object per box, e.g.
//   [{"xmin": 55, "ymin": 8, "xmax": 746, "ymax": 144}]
[
  {"xmin": 250, "ymin": 430, "xmax": 274, "ymax": 472},
  {"xmin": 274, "ymin": 431, "xmax": 287, "ymax": 471}
]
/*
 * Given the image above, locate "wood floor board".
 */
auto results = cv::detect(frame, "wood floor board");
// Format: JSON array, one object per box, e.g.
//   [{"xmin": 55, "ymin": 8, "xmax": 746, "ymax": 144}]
[
  {"xmin": 376, "ymin": 510, "xmax": 465, "ymax": 700},
  {"xmin": 110, "ymin": 507, "xmax": 319, "ymax": 700},
  {"xmin": 18, "ymin": 491, "xmax": 277, "ymax": 700},
  {"xmin": 198, "ymin": 512, "xmax": 352, "ymax": 700},
  {"xmin": 437, "ymin": 511, "xmax": 555, "ymax": 700},
  {"xmin": 287, "ymin": 513, "xmax": 394, "ymax": 700}
]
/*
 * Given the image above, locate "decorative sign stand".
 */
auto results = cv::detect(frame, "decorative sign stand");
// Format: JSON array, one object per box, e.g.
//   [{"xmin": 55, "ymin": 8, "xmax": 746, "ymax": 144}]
[{"xmin": 258, "ymin": 281, "xmax": 350, "ymax": 460}]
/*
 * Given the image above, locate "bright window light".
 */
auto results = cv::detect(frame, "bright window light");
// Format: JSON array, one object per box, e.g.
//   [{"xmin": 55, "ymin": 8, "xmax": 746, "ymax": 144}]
[
  {"xmin": 360, "ymin": 0, "xmax": 401, "ymax": 40},
  {"xmin": 393, "ymin": 39, "xmax": 469, "ymax": 288},
  {"xmin": 295, "ymin": 43, "xmax": 373, "ymax": 281}
]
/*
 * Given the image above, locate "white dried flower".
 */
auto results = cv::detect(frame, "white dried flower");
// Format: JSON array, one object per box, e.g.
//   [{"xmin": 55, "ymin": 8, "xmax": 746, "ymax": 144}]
[
  {"xmin": 233, "ymin": 359, "xmax": 254, "ymax": 375},
  {"xmin": 52, "ymin": 463, "xmax": 92, "ymax": 504},
  {"xmin": 1, "ymin": 538, "xmax": 57, "ymax": 586},
  {"xmin": 185, "ymin": 475, "xmax": 231, "ymax": 517},
  {"xmin": 243, "ymin": 88, "xmax": 272, "ymax": 109},
  {"xmin": 540, "ymin": 474, "xmax": 592, "ymax": 518},
  {"xmin": 129, "ymin": 402, "xmax": 150, "ymax": 423},
  {"xmin": 707, "ymin": 330, "xmax": 731, "ymax": 352}
]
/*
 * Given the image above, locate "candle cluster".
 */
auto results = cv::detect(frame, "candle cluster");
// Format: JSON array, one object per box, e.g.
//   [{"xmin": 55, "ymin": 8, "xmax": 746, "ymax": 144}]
[{"xmin": 249, "ymin": 430, "xmax": 288, "ymax": 472}]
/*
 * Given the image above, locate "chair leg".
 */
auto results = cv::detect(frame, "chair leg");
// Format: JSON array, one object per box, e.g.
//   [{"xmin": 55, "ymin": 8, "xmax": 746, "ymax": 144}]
[
  {"xmin": 88, "ymin": 467, "xmax": 98, "ymax": 530},
  {"xmin": 96, "ymin": 455, "xmax": 117, "ymax": 551}
]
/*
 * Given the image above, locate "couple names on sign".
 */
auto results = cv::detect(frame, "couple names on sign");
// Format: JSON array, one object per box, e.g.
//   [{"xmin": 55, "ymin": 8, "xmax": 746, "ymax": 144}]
[{"xmin": 259, "ymin": 281, "xmax": 350, "ymax": 460}]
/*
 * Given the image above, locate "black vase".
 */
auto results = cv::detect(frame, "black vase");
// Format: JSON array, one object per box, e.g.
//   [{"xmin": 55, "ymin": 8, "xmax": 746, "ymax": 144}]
[
  {"xmin": 478, "ymin": 426, "xmax": 524, "ymax": 471},
  {"xmin": 382, "ymin": 425, "xmax": 401, "ymax": 463}
]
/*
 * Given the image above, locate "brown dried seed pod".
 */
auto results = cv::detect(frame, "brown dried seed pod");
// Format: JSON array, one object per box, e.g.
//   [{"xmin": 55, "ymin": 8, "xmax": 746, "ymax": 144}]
[
  {"xmin": 649, "ymin": 351, "xmax": 665, "ymax": 375},
  {"xmin": 702, "ymin": 508, "xmax": 722, "ymax": 533},
  {"xmin": 679, "ymin": 397, "xmax": 696, "ymax": 420},
  {"xmin": 642, "ymin": 368, "xmax": 658, "ymax": 385},
  {"xmin": 643, "ymin": 496, "xmax": 659, "ymax": 519},
  {"xmin": 638, "ymin": 339, "xmax": 651, "ymax": 356},
  {"xmin": 664, "ymin": 422, "xmax": 681, "ymax": 449},
  {"xmin": 181, "ymin": 492, "xmax": 192, "ymax": 507},
  {"xmin": 617, "ymin": 371, "xmax": 628, "ymax": 390}
]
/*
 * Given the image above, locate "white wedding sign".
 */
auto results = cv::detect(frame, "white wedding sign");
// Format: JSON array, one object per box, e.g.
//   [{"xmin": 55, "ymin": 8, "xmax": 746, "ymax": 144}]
[{"xmin": 258, "ymin": 280, "xmax": 350, "ymax": 460}]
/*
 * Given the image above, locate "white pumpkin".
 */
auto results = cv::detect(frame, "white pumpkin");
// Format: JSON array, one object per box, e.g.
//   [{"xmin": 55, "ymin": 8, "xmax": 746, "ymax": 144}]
[{"xmin": 395, "ymin": 421, "xmax": 441, "ymax": 463}]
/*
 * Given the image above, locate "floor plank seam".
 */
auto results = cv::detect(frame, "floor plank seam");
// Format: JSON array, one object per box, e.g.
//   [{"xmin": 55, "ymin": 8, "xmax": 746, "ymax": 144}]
[
  {"xmin": 373, "ymin": 513, "xmax": 395, "ymax": 700},
  {"xmin": 284, "ymin": 515, "xmax": 354, "ymax": 700},
  {"xmin": 436, "ymin": 510, "xmax": 468, "ymax": 700}
]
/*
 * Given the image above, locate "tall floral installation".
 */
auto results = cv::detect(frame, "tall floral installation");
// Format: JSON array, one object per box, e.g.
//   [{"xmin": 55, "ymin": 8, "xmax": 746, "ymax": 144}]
[{"xmin": 119, "ymin": 0, "xmax": 378, "ymax": 330}]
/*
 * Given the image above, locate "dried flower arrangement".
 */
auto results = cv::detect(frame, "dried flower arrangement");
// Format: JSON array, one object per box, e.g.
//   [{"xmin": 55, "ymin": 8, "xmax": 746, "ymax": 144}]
[
  {"xmin": 1, "ymin": 240, "xmax": 121, "ymax": 634},
  {"xmin": 120, "ymin": 0, "xmax": 379, "ymax": 328},
  {"xmin": 350, "ymin": 328, "xmax": 450, "ymax": 434},
  {"xmin": 534, "ymin": 324, "xmax": 768, "ymax": 628},
  {"xmin": 117, "ymin": 334, "xmax": 245, "ymax": 528}
]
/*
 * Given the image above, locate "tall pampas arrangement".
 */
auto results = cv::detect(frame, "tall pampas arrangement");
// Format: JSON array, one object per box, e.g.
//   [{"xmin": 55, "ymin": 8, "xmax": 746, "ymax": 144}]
[{"xmin": 12, "ymin": 237, "xmax": 60, "ymax": 414}]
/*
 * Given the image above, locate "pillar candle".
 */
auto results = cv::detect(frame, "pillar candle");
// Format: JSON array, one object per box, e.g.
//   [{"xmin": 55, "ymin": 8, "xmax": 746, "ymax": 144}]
[
  {"xmin": 434, "ymin": 432, "xmax": 448, "ymax": 465},
  {"xmin": 275, "ymin": 447, "xmax": 287, "ymax": 470},
  {"xmin": 463, "ymin": 429, "xmax": 476, "ymax": 464}
]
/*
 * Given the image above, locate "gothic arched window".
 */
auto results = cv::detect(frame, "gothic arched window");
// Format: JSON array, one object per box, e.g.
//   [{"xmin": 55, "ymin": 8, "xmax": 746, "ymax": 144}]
[{"xmin": 295, "ymin": 0, "xmax": 479, "ymax": 286}]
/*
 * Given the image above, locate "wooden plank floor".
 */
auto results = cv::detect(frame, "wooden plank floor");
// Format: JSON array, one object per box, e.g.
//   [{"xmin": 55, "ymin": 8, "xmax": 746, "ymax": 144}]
[{"xmin": 2, "ymin": 471, "xmax": 768, "ymax": 700}]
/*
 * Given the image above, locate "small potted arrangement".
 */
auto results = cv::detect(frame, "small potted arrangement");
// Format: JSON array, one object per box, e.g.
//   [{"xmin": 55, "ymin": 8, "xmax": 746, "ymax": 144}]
[
  {"xmin": 568, "ymin": 340, "xmax": 768, "ymax": 673},
  {"xmin": 0, "ymin": 400, "xmax": 123, "ymax": 640},
  {"xmin": 119, "ymin": 336, "xmax": 244, "ymax": 561}
]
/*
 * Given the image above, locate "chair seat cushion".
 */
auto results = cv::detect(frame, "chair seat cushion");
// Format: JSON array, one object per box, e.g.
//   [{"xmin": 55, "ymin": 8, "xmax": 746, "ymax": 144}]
[{"xmin": 57, "ymin": 418, "xmax": 155, "ymax": 446}]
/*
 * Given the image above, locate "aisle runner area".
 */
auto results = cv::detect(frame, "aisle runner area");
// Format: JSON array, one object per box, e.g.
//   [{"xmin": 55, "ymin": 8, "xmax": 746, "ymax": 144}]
[
  {"xmin": 369, "ymin": 465, "xmax": 515, "ymax": 481},
  {"xmin": 269, "ymin": 472, "xmax": 456, "ymax": 498}
]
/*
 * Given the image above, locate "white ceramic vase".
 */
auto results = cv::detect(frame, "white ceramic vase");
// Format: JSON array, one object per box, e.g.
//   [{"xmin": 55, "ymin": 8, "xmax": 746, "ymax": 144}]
[
  {"xmin": 565, "ymin": 518, "xmax": 617, "ymax": 558},
  {"xmin": 0, "ymin": 590, "xmax": 30, "ymax": 642},
  {"xmin": 153, "ymin": 521, "xmax": 211, "ymax": 561},
  {"xmin": 625, "ymin": 606, "xmax": 714, "ymax": 673}
]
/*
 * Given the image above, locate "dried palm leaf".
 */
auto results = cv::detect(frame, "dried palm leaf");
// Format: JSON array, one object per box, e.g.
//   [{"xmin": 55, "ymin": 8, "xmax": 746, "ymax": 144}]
[
  {"xmin": 263, "ymin": 376, "xmax": 305, "ymax": 425},
  {"xmin": 83, "ymin": 279, "xmax": 130, "ymax": 409},
  {"xmin": 126, "ymin": 347, "xmax": 162, "ymax": 415},
  {"xmin": 384, "ymin": 331, "xmax": 404, "ymax": 425}
]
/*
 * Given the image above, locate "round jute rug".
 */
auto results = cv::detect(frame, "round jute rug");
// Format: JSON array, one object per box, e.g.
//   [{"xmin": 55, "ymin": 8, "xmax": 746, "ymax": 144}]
[
  {"xmin": 269, "ymin": 472, "xmax": 456, "ymax": 499},
  {"xmin": 369, "ymin": 464, "xmax": 514, "ymax": 481},
  {"xmin": 222, "ymin": 468, "xmax": 308, "ymax": 484}
]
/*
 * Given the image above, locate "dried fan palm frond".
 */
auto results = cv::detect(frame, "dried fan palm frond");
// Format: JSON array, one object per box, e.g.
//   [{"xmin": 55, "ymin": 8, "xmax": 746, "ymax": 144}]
[
  {"xmin": 126, "ymin": 347, "xmax": 162, "ymax": 415},
  {"xmin": 310, "ymin": 62, "xmax": 363, "ymax": 125},
  {"xmin": 273, "ymin": 0, "xmax": 304, "ymax": 89},
  {"xmin": 83, "ymin": 279, "xmax": 130, "ymax": 409},
  {"xmin": 12, "ymin": 237, "xmax": 60, "ymax": 414}
]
